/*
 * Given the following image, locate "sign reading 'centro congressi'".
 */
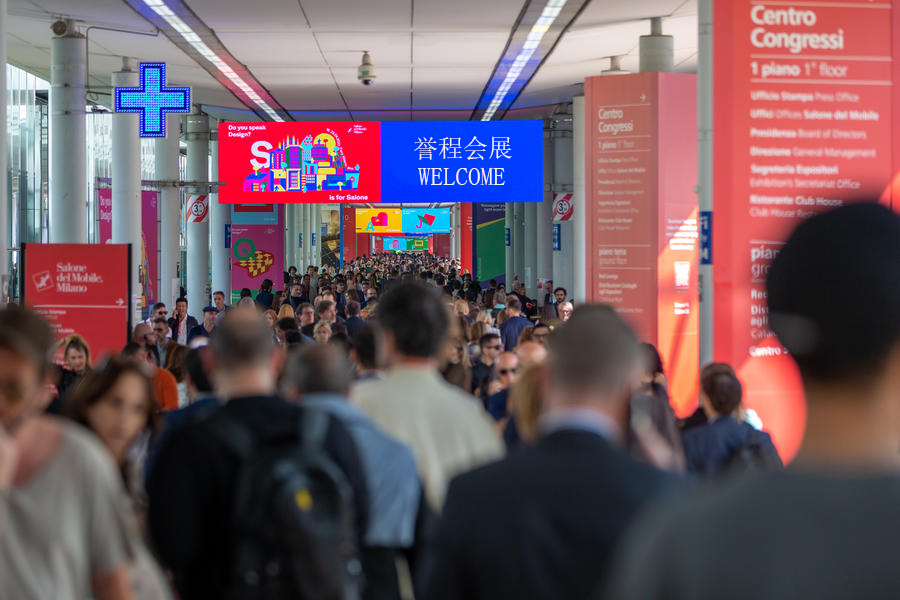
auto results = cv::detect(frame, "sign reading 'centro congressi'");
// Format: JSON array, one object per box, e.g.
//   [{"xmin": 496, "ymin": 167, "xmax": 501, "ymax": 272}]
[{"xmin": 217, "ymin": 120, "xmax": 543, "ymax": 204}]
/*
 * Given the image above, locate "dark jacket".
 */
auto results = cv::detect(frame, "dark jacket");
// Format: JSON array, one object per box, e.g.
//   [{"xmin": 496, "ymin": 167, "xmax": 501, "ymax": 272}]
[
  {"xmin": 682, "ymin": 415, "xmax": 782, "ymax": 477},
  {"xmin": 344, "ymin": 315, "xmax": 366, "ymax": 338},
  {"xmin": 186, "ymin": 324, "xmax": 214, "ymax": 345},
  {"xmin": 419, "ymin": 429, "xmax": 676, "ymax": 600},
  {"xmin": 147, "ymin": 395, "xmax": 370, "ymax": 600},
  {"xmin": 168, "ymin": 315, "xmax": 198, "ymax": 343},
  {"xmin": 288, "ymin": 294, "xmax": 310, "ymax": 312},
  {"xmin": 255, "ymin": 289, "xmax": 274, "ymax": 310}
]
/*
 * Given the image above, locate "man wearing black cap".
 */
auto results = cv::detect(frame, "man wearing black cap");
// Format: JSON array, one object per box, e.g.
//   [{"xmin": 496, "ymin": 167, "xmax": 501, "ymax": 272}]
[
  {"xmin": 607, "ymin": 202, "xmax": 900, "ymax": 599},
  {"xmin": 187, "ymin": 306, "xmax": 218, "ymax": 345}
]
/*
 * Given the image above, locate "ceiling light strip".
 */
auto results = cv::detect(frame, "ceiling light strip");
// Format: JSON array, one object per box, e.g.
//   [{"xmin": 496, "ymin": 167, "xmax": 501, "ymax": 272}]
[
  {"xmin": 128, "ymin": 0, "xmax": 288, "ymax": 121},
  {"xmin": 474, "ymin": 0, "xmax": 587, "ymax": 121}
]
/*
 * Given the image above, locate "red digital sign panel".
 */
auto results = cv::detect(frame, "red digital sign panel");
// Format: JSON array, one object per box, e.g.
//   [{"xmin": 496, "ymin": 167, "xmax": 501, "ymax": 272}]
[
  {"xmin": 22, "ymin": 243, "xmax": 131, "ymax": 361},
  {"xmin": 585, "ymin": 72, "xmax": 699, "ymax": 418},
  {"xmin": 218, "ymin": 121, "xmax": 381, "ymax": 204},
  {"xmin": 713, "ymin": 0, "xmax": 900, "ymax": 462}
]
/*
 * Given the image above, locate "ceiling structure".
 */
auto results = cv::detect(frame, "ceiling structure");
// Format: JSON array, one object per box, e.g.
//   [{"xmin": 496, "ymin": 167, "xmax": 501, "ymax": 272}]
[{"xmin": 5, "ymin": 0, "xmax": 698, "ymax": 121}]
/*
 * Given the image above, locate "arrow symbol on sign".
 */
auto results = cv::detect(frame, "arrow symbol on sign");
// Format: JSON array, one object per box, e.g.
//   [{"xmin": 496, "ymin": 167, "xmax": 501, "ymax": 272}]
[
  {"xmin": 116, "ymin": 298, "xmax": 124, "ymax": 306},
  {"xmin": 640, "ymin": 93, "xmax": 647, "ymax": 102}
]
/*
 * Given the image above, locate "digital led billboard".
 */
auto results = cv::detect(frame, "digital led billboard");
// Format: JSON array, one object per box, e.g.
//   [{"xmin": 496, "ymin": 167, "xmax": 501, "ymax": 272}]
[{"xmin": 219, "ymin": 121, "xmax": 543, "ymax": 203}]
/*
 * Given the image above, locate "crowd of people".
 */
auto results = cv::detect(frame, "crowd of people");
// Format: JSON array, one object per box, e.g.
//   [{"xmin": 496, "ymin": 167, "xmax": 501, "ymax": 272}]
[{"xmin": 1, "ymin": 202, "xmax": 898, "ymax": 599}]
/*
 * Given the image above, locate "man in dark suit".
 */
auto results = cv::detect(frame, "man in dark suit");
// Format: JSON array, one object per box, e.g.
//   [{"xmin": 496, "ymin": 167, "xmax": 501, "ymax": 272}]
[
  {"xmin": 168, "ymin": 297, "xmax": 198, "ymax": 345},
  {"xmin": 420, "ymin": 305, "xmax": 675, "ymax": 600},
  {"xmin": 343, "ymin": 300, "xmax": 366, "ymax": 338}
]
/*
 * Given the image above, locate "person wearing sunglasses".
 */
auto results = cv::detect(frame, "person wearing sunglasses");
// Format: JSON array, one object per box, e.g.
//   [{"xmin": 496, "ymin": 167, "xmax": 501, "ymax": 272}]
[
  {"xmin": 471, "ymin": 333, "xmax": 502, "ymax": 402},
  {"xmin": 485, "ymin": 352, "xmax": 520, "ymax": 421}
]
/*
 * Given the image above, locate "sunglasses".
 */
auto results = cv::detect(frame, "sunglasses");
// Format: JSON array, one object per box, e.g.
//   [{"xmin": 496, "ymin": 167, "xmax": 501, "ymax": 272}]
[{"xmin": 498, "ymin": 368, "xmax": 518, "ymax": 375}]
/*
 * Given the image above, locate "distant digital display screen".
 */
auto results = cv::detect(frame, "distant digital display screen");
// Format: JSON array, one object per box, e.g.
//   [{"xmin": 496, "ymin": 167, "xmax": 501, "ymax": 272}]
[{"xmin": 382, "ymin": 237, "xmax": 430, "ymax": 252}]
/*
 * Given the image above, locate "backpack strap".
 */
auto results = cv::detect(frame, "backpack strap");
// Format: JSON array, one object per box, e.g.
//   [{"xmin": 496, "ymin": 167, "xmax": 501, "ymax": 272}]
[
  {"xmin": 300, "ymin": 407, "xmax": 330, "ymax": 455},
  {"xmin": 206, "ymin": 412, "xmax": 257, "ymax": 463}
]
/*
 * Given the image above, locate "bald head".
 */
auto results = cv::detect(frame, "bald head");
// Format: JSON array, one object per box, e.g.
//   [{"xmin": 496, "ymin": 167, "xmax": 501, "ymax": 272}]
[
  {"xmin": 210, "ymin": 307, "xmax": 275, "ymax": 370},
  {"xmin": 516, "ymin": 341, "xmax": 547, "ymax": 368},
  {"xmin": 133, "ymin": 323, "xmax": 152, "ymax": 346},
  {"xmin": 548, "ymin": 305, "xmax": 639, "ymax": 400},
  {"xmin": 495, "ymin": 351, "xmax": 520, "ymax": 389}
]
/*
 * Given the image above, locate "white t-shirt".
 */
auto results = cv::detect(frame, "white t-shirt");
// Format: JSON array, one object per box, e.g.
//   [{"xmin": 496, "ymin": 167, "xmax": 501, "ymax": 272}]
[{"xmin": 0, "ymin": 422, "xmax": 136, "ymax": 599}]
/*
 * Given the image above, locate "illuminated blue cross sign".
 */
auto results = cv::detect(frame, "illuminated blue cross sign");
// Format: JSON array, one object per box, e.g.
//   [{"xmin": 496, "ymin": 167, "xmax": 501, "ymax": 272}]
[{"xmin": 115, "ymin": 62, "xmax": 190, "ymax": 137}]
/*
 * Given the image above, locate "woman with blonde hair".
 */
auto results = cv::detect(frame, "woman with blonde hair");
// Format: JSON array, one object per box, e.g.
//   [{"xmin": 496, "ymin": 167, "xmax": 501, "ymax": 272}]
[{"xmin": 277, "ymin": 303, "xmax": 296, "ymax": 322}]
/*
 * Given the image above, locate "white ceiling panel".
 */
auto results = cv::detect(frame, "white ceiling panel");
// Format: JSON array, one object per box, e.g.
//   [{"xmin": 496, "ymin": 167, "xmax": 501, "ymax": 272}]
[
  {"xmin": 301, "ymin": 0, "xmax": 411, "ymax": 30},
  {"xmin": 317, "ymin": 32, "xmax": 412, "ymax": 67},
  {"xmin": 269, "ymin": 85, "xmax": 346, "ymax": 109},
  {"xmin": 183, "ymin": 0, "xmax": 307, "ymax": 33},
  {"xmin": 571, "ymin": 0, "xmax": 694, "ymax": 28},
  {"xmin": 87, "ymin": 29, "xmax": 195, "ymax": 67},
  {"xmin": 252, "ymin": 66, "xmax": 334, "ymax": 87},
  {"xmin": 413, "ymin": 66, "xmax": 492, "ymax": 87},
  {"xmin": 9, "ymin": 0, "xmax": 148, "ymax": 26},
  {"xmin": 216, "ymin": 32, "xmax": 324, "ymax": 67},
  {"xmin": 413, "ymin": 32, "xmax": 509, "ymax": 66},
  {"xmin": 412, "ymin": 0, "xmax": 524, "ymax": 30}
]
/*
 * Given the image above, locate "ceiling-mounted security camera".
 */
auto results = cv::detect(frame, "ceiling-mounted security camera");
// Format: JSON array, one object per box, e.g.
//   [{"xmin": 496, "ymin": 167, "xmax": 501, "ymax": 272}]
[
  {"xmin": 50, "ymin": 19, "xmax": 70, "ymax": 36},
  {"xmin": 358, "ymin": 51, "xmax": 376, "ymax": 86}
]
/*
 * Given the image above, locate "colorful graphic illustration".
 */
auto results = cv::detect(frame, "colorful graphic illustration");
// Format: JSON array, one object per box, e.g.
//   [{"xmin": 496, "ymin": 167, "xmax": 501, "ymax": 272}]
[
  {"xmin": 243, "ymin": 133, "xmax": 360, "ymax": 193},
  {"xmin": 401, "ymin": 208, "xmax": 450, "ymax": 234},
  {"xmin": 356, "ymin": 208, "xmax": 402, "ymax": 233},
  {"xmin": 381, "ymin": 237, "xmax": 430, "ymax": 252},
  {"xmin": 233, "ymin": 238, "xmax": 274, "ymax": 278}
]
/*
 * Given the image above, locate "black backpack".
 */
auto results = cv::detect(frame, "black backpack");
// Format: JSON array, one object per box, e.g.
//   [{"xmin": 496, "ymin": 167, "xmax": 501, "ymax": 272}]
[
  {"xmin": 207, "ymin": 408, "xmax": 362, "ymax": 600},
  {"xmin": 722, "ymin": 428, "xmax": 781, "ymax": 477}
]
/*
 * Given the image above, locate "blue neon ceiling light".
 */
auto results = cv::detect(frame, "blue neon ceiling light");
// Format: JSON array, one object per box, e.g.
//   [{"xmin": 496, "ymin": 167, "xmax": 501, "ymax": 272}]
[{"xmin": 114, "ymin": 62, "xmax": 191, "ymax": 137}]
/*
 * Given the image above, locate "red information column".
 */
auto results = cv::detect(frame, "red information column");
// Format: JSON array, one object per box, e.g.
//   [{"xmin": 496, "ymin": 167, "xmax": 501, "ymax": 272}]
[
  {"xmin": 585, "ymin": 72, "xmax": 699, "ymax": 416},
  {"xmin": 460, "ymin": 204, "xmax": 474, "ymax": 274},
  {"xmin": 714, "ymin": 0, "xmax": 899, "ymax": 462},
  {"xmin": 22, "ymin": 243, "xmax": 132, "ymax": 361}
]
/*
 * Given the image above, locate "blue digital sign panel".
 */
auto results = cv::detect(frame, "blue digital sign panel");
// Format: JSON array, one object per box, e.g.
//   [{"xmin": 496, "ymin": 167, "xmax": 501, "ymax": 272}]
[
  {"xmin": 114, "ymin": 63, "xmax": 190, "ymax": 138},
  {"xmin": 379, "ymin": 121, "xmax": 543, "ymax": 203},
  {"xmin": 401, "ymin": 208, "xmax": 450, "ymax": 233}
]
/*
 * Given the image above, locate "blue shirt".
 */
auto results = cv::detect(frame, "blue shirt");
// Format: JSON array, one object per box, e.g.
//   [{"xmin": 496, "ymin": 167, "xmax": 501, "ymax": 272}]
[{"xmin": 499, "ymin": 315, "xmax": 532, "ymax": 351}]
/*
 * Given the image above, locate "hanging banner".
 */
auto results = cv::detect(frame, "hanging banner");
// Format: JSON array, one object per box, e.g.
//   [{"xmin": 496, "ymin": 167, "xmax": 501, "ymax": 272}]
[
  {"xmin": 98, "ymin": 188, "xmax": 159, "ymax": 306},
  {"xmin": 355, "ymin": 208, "xmax": 402, "ymax": 233},
  {"xmin": 475, "ymin": 203, "xmax": 505, "ymax": 282},
  {"xmin": 230, "ymin": 205, "xmax": 283, "ymax": 303},
  {"xmin": 321, "ymin": 209, "xmax": 341, "ymax": 269},
  {"xmin": 187, "ymin": 194, "xmax": 209, "ymax": 223},
  {"xmin": 401, "ymin": 208, "xmax": 451, "ymax": 234},
  {"xmin": 552, "ymin": 193, "xmax": 574, "ymax": 221},
  {"xmin": 22, "ymin": 243, "xmax": 131, "ymax": 361},
  {"xmin": 231, "ymin": 203, "xmax": 279, "ymax": 225},
  {"xmin": 382, "ymin": 237, "xmax": 430, "ymax": 252},
  {"xmin": 712, "ymin": 0, "xmax": 900, "ymax": 462}
]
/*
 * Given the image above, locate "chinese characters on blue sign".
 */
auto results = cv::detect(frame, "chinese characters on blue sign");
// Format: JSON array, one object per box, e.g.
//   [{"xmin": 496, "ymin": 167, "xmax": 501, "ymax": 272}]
[
  {"xmin": 114, "ymin": 63, "xmax": 190, "ymax": 138},
  {"xmin": 552, "ymin": 224, "xmax": 561, "ymax": 251},
  {"xmin": 699, "ymin": 210, "xmax": 712, "ymax": 265},
  {"xmin": 379, "ymin": 121, "xmax": 543, "ymax": 203}
]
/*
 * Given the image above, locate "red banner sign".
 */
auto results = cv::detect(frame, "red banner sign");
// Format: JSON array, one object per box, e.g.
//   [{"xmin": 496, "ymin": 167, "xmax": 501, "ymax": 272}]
[
  {"xmin": 23, "ymin": 243, "xmax": 131, "ymax": 361},
  {"xmin": 218, "ymin": 122, "xmax": 381, "ymax": 204},
  {"xmin": 585, "ymin": 72, "xmax": 699, "ymax": 420},
  {"xmin": 713, "ymin": 0, "xmax": 900, "ymax": 462}
]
